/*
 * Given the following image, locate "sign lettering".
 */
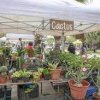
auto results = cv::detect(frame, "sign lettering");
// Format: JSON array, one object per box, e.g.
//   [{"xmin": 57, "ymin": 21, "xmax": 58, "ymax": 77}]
[{"xmin": 50, "ymin": 19, "xmax": 74, "ymax": 31}]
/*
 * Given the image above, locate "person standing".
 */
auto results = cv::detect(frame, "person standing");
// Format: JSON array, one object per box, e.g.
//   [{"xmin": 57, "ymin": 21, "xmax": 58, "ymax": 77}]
[
  {"xmin": 93, "ymin": 44, "xmax": 96, "ymax": 53},
  {"xmin": 12, "ymin": 44, "xmax": 17, "ymax": 53},
  {"xmin": 80, "ymin": 42, "xmax": 87, "ymax": 55},
  {"xmin": 68, "ymin": 43, "xmax": 76, "ymax": 54},
  {"xmin": 26, "ymin": 42, "xmax": 34, "ymax": 57}
]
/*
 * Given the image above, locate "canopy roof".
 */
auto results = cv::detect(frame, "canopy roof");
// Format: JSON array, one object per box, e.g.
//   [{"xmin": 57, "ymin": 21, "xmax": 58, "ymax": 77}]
[
  {"xmin": 0, "ymin": 0, "xmax": 100, "ymax": 36},
  {"xmin": 6, "ymin": 33, "xmax": 35, "ymax": 40}
]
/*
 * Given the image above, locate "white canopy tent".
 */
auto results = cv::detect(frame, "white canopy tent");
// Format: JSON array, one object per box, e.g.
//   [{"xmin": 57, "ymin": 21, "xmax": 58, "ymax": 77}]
[
  {"xmin": 0, "ymin": 0, "xmax": 100, "ymax": 36},
  {"xmin": 0, "ymin": 37, "xmax": 6, "ymax": 41},
  {"xmin": 6, "ymin": 33, "xmax": 35, "ymax": 40}
]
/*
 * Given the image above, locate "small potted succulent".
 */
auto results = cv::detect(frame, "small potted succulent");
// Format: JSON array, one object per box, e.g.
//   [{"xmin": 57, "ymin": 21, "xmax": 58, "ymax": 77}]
[
  {"xmin": 21, "ymin": 69, "xmax": 32, "ymax": 82},
  {"xmin": 12, "ymin": 69, "xmax": 32, "ymax": 82},
  {"xmin": 11, "ymin": 71, "xmax": 19, "ymax": 82},
  {"xmin": 48, "ymin": 63, "xmax": 61, "ymax": 80},
  {"xmin": 0, "ymin": 66, "xmax": 8, "ymax": 83},
  {"xmin": 33, "ymin": 72, "xmax": 41, "ymax": 81},
  {"xmin": 33, "ymin": 68, "xmax": 44, "ymax": 81}
]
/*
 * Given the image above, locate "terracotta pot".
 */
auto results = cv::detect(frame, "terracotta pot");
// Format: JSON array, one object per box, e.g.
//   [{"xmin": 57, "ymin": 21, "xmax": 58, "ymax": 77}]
[
  {"xmin": 51, "ymin": 69, "xmax": 61, "ymax": 80},
  {"xmin": 0, "ymin": 76, "xmax": 7, "ymax": 83},
  {"xmin": 8, "ymin": 74, "xmax": 12, "ymax": 80},
  {"xmin": 7, "ymin": 75, "xmax": 10, "ymax": 81},
  {"xmin": 60, "ymin": 70, "xmax": 64, "ymax": 75},
  {"xmin": 93, "ymin": 93, "xmax": 100, "ymax": 100},
  {"xmin": 69, "ymin": 80, "xmax": 89, "ymax": 100}
]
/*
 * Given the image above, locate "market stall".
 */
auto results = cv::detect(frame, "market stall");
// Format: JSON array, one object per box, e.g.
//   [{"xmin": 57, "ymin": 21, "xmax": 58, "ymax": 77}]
[
  {"xmin": 0, "ymin": 0, "xmax": 100, "ymax": 36},
  {"xmin": 0, "ymin": 0, "xmax": 100, "ymax": 100}
]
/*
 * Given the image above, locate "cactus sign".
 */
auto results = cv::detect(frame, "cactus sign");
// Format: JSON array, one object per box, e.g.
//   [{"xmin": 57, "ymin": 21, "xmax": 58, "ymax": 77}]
[{"xmin": 50, "ymin": 19, "xmax": 74, "ymax": 31}]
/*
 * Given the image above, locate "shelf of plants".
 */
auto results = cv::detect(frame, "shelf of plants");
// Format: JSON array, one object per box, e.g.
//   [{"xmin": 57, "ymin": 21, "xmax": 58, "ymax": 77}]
[{"xmin": 0, "ymin": 45, "xmax": 100, "ymax": 100}]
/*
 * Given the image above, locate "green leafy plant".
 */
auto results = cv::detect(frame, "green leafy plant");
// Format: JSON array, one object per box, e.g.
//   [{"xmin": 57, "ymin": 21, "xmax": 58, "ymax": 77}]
[
  {"xmin": 76, "ymin": 0, "xmax": 92, "ymax": 4},
  {"xmin": 48, "ymin": 62, "xmax": 59, "ymax": 70},
  {"xmin": 45, "ymin": 50, "xmax": 61, "ymax": 63},
  {"xmin": 33, "ymin": 68, "xmax": 43, "ymax": 81},
  {"xmin": 37, "ymin": 68, "xmax": 44, "ymax": 73},
  {"xmin": 33, "ymin": 72, "xmax": 41, "ymax": 81},
  {"xmin": 43, "ymin": 68, "xmax": 49, "ymax": 75},
  {"xmin": 43, "ymin": 68, "xmax": 51, "ymax": 80},
  {"xmin": 24, "ymin": 83, "xmax": 38, "ymax": 93},
  {"xmin": 59, "ymin": 52, "xmax": 72, "ymax": 65},
  {"xmin": 34, "ymin": 46, "xmax": 41, "ymax": 55},
  {"xmin": 89, "ymin": 57, "xmax": 100, "ymax": 96},
  {"xmin": 0, "ymin": 66, "xmax": 7, "ymax": 73},
  {"xmin": 16, "ymin": 57, "xmax": 25, "ymax": 68},
  {"xmin": 63, "ymin": 53, "xmax": 93, "ymax": 85},
  {"xmin": 12, "ymin": 69, "xmax": 32, "ymax": 78}
]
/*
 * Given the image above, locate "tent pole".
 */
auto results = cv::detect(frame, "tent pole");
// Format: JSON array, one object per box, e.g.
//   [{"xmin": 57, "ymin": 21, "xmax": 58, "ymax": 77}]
[{"xmin": 61, "ymin": 31, "xmax": 65, "ymax": 52}]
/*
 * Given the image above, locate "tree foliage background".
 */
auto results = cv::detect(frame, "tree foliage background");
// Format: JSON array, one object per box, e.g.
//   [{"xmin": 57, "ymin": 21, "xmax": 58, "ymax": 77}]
[{"xmin": 85, "ymin": 31, "xmax": 100, "ymax": 49}]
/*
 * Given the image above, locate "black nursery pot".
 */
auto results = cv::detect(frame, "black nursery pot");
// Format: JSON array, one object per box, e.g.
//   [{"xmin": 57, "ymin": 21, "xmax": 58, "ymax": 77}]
[
  {"xmin": 18, "ymin": 77, "xmax": 23, "ymax": 82},
  {"xmin": 29, "ymin": 84, "xmax": 39, "ymax": 99},
  {"xmin": 12, "ymin": 77, "xmax": 18, "ymax": 83},
  {"xmin": 0, "ymin": 88, "xmax": 4, "ymax": 98},
  {"xmin": 23, "ymin": 77, "xmax": 30, "ymax": 82},
  {"xmin": 44, "ymin": 74, "xmax": 51, "ymax": 80}
]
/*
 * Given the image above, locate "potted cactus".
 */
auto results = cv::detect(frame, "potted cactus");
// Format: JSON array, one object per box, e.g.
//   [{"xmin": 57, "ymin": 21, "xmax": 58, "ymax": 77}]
[
  {"xmin": 0, "ymin": 66, "xmax": 8, "ymax": 83},
  {"xmin": 48, "ymin": 63, "xmax": 61, "ymax": 80}
]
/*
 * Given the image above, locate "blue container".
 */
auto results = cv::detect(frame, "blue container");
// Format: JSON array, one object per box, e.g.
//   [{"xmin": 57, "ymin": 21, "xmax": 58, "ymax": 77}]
[{"xmin": 86, "ymin": 86, "xmax": 97, "ymax": 99}]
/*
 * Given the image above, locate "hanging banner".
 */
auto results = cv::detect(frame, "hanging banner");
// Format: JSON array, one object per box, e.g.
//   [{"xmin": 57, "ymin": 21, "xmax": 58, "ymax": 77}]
[{"xmin": 50, "ymin": 19, "xmax": 74, "ymax": 31}]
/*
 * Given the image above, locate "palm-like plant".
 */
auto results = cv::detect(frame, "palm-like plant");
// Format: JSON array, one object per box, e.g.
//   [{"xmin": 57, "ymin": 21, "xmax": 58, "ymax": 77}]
[
  {"xmin": 76, "ymin": 0, "xmax": 87, "ymax": 3},
  {"xmin": 86, "ymin": 31, "xmax": 100, "ymax": 49},
  {"xmin": 76, "ymin": 0, "xmax": 92, "ymax": 4}
]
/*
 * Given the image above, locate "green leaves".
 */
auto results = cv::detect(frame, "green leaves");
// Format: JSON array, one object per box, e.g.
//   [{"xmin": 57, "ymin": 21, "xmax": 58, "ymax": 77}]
[
  {"xmin": 86, "ymin": 31, "xmax": 100, "ymax": 49},
  {"xmin": 0, "ymin": 66, "xmax": 7, "ymax": 73},
  {"xmin": 88, "ymin": 57, "xmax": 100, "ymax": 69},
  {"xmin": 12, "ymin": 69, "xmax": 32, "ymax": 78},
  {"xmin": 45, "ymin": 50, "xmax": 60, "ymax": 63},
  {"xmin": 48, "ymin": 62, "xmax": 59, "ymax": 69},
  {"xmin": 43, "ymin": 68, "xmax": 50, "ymax": 75},
  {"xmin": 76, "ymin": 0, "xmax": 91, "ymax": 4},
  {"xmin": 89, "ymin": 57, "xmax": 100, "ymax": 89},
  {"xmin": 62, "ymin": 53, "xmax": 84, "ymax": 69},
  {"xmin": 60, "ymin": 53, "xmax": 94, "ymax": 84},
  {"xmin": 76, "ymin": 0, "xmax": 87, "ymax": 3}
]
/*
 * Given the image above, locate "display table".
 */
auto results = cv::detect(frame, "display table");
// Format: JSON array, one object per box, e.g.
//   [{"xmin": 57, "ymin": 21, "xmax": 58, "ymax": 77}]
[
  {"xmin": 0, "ymin": 79, "xmax": 69, "ymax": 94},
  {"xmin": 0, "ymin": 79, "xmax": 68, "ymax": 85},
  {"xmin": 0, "ymin": 79, "xmax": 70, "ymax": 100}
]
